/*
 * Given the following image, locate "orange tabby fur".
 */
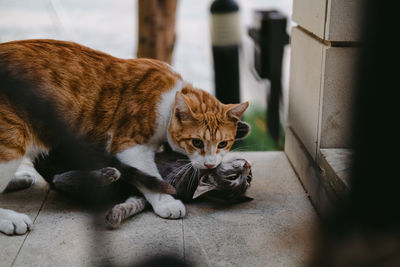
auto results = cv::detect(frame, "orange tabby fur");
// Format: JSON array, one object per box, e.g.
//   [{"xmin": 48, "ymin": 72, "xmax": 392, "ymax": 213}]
[
  {"xmin": 169, "ymin": 85, "xmax": 247, "ymax": 157},
  {"xmin": 0, "ymin": 39, "xmax": 248, "ymax": 227},
  {"xmin": 0, "ymin": 39, "xmax": 182, "ymax": 160},
  {"xmin": 0, "ymin": 39, "xmax": 247, "ymax": 163}
]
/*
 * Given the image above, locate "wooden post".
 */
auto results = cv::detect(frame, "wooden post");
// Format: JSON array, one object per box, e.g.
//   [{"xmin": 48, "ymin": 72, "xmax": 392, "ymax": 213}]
[{"xmin": 137, "ymin": 0, "xmax": 178, "ymax": 64}]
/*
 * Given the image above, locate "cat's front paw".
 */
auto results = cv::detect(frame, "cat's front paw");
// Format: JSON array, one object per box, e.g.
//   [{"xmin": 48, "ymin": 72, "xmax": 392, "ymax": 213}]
[
  {"xmin": 153, "ymin": 198, "xmax": 186, "ymax": 219},
  {"xmin": 0, "ymin": 208, "xmax": 32, "ymax": 235}
]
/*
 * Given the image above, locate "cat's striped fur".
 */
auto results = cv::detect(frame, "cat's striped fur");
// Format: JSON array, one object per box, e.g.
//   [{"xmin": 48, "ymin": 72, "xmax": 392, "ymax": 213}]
[{"xmin": 0, "ymin": 39, "xmax": 248, "ymax": 235}]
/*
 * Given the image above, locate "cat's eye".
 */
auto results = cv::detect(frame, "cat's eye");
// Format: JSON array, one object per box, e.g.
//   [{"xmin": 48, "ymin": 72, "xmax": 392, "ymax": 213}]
[
  {"xmin": 226, "ymin": 174, "xmax": 239, "ymax": 181},
  {"xmin": 192, "ymin": 139, "xmax": 204, "ymax": 149},
  {"xmin": 218, "ymin": 141, "xmax": 228, "ymax": 149}
]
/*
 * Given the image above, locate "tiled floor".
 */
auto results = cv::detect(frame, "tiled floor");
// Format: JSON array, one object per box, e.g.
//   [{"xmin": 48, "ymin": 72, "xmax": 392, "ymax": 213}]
[{"xmin": 1, "ymin": 152, "xmax": 316, "ymax": 267}]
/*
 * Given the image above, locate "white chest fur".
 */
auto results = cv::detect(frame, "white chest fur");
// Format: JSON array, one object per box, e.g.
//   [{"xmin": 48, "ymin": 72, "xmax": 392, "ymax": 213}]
[
  {"xmin": 149, "ymin": 79, "xmax": 186, "ymax": 146},
  {"xmin": 116, "ymin": 79, "xmax": 186, "ymax": 176}
]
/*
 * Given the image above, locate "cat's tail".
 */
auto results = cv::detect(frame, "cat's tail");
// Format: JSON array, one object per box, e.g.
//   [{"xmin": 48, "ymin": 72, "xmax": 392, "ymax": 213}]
[{"xmin": 0, "ymin": 63, "xmax": 175, "ymax": 195}]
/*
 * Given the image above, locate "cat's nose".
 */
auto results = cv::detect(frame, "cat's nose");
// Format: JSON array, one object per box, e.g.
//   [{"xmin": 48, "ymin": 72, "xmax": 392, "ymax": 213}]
[
  {"xmin": 244, "ymin": 161, "xmax": 251, "ymax": 168},
  {"xmin": 204, "ymin": 163, "xmax": 215, "ymax": 169}
]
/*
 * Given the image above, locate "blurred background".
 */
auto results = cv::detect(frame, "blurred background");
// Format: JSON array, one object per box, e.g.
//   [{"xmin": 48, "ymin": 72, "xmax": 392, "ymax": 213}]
[{"xmin": 0, "ymin": 0, "xmax": 293, "ymax": 151}]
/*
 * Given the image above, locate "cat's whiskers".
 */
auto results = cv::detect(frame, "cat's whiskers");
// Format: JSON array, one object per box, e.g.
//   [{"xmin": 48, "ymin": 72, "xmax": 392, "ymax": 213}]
[
  {"xmin": 188, "ymin": 166, "xmax": 199, "ymax": 193},
  {"xmin": 168, "ymin": 162, "xmax": 190, "ymax": 176},
  {"xmin": 168, "ymin": 162, "xmax": 192, "ymax": 185},
  {"xmin": 180, "ymin": 163, "xmax": 194, "ymax": 188},
  {"xmin": 174, "ymin": 162, "xmax": 191, "ymax": 175},
  {"xmin": 177, "ymin": 162, "xmax": 192, "ymax": 177},
  {"xmin": 164, "ymin": 169, "xmax": 180, "ymax": 184},
  {"xmin": 176, "ymin": 159, "xmax": 191, "ymax": 163},
  {"xmin": 230, "ymin": 144, "xmax": 257, "ymax": 152}
]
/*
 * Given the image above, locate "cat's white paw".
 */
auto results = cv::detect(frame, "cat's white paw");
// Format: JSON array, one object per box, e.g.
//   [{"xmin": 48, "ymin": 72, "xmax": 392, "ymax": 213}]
[
  {"xmin": 5, "ymin": 171, "xmax": 36, "ymax": 192},
  {"xmin": 0, "ymin": 208, "xmax": 32, "ymax": 235},
  {"xmin": 153, "ymin": 197, "xmax": 186, "ymax": 219}
]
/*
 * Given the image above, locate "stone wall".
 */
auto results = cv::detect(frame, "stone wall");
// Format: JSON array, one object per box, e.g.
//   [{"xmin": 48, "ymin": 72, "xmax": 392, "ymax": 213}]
[{"xmin": 285, "ymin": 0, "xmax": 361, "ymax": 214}]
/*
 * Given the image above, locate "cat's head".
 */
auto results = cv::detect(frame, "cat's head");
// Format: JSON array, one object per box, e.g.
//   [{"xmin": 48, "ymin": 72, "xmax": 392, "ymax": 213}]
[
  {"xmin": 192, "ymin": 155, "xmax": 253, "ymax": 202},
  {"xmin": 168, "ymin": 86, "xmax": 249, "ymax": 170}
]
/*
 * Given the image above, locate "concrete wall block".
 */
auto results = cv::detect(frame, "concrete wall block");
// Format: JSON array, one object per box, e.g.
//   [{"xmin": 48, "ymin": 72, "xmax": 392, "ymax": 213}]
[
  {"xmin": 292, "ymin": 0, "xmax": 326, "ymax": 39},
  {"xmin": 325, "ymin": 0, "xmax": 362, "ymax": 42},
  {"xmin": 288, "ymin": 27, "xmax": 323, "ymax": 160},
  {"xmin": 288, "ymin": 27, "xmax": 357, "ymax": 159},
  {"xmin": 319, "ymin": 47, "xmax": 357, "ymax": 149},
  {"xmin": 292, "ymin": 0, "xmax": 362, "ymax": 42}
]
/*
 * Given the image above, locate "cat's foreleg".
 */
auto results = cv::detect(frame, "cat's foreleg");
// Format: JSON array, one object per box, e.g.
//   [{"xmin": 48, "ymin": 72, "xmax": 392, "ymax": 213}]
[
  {"xmin": 117, "ymin": 145, "xmax": 186, "ymax": 219},
  {"xmin": 0, "ymin": 159, "xmax": 33, "ymax": 235},
  {"xmin": 105, "ymin": 196, "xmax": 147, "ymax": 229}
]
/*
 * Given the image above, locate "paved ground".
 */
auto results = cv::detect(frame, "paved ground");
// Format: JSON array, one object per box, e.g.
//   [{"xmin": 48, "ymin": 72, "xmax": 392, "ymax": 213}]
[
  {"xmin": 0, "ymin": 2, "xmax": 316, "ymax": 266},
  {"xmin": 0, "ymin": 152, "xmax": 316, "ymax": 267}
]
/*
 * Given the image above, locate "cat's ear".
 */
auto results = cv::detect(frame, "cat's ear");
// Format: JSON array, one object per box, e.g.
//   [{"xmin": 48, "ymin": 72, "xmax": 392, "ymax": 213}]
[
  {"xmin": 235, "ymin": 121, "xmax": 251, "ymax": 140},
  {"xmin": 193, "ymin": 176, "xmax": 217, "ymax": 199},
  {"xmin": 174, "ymin": 91, "xmax": 195, "ymax": 122},
  {"xmin": 226, "ymin": 102, "xmax": 249, "ymax": 122}
]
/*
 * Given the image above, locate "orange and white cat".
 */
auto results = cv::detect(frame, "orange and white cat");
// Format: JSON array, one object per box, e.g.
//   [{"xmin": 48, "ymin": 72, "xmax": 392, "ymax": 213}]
[{"xmin": 0, "ymin": 39, "xmax": 248, "ymax": 235}]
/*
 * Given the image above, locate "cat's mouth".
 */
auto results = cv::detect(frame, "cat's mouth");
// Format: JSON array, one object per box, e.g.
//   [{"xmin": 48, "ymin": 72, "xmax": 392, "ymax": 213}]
[{"xmin": 232, "ymin": 158, "xmax": 252, "ymax": 174}]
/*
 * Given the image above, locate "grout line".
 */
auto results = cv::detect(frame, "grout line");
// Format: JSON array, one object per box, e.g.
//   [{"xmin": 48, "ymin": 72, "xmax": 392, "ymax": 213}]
[
  {"xmin": 316, "ymin": 35, "xmax": 326, "ymax": 162},
  {"xmin": 296, "ymin": 25, "xmax": 361, "ymax": 47},
  {"xmin": 323, "ymin": 0, "xmax": 329, "ymax": 40},
  {"xmin": 181, "ymin": 219, "xmax": 185, "ymax": 263},
  {"xmin": 10, "ymin": 188, "xmax": 51, "ymax": 267},
  {"xmin": 47, "ymin": 0, "xmax": 74, "ymax": 39},
  {"xmin": 185, "ymin": 225, "xmax": 212, "ymax": 267},
  {"xmin": 44, "ymin": 0, "xmax": 64, "ymax": 36}
]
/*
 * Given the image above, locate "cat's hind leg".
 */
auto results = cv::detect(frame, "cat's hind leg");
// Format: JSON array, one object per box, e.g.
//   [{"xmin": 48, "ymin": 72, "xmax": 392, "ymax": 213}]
[
  {"xmin": 4, "ymin": 157, "xmax": 39, "ymax": 192},
  {"xmin": 53, "ymin": 167, "xmax": 121, "ymax": 197},
  {"xmin": 105, "ymin": 196, "xmax": 147, "ymax": 229}
]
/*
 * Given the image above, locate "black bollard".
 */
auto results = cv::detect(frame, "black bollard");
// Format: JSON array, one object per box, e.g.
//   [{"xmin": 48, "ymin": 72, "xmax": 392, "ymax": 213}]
[
  {"xmin": 248, "ymin": 10, "xmax": 289, "ymax": 141},
  {"xmin": 210, "ymin": 0, "xmax": 241, "ymax": 104}
]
